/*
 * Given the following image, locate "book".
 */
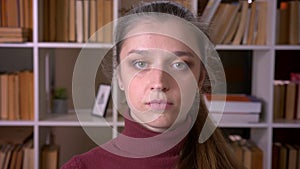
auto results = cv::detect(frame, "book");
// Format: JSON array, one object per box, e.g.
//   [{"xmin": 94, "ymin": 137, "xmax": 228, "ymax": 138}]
[
  {"xmin": 1, "ymin": 73, "xmax": 8, "ymax": 120},
  {"xmin": 69, "ymin": 0, "xmax": 76, "ymax": 42},
  {"xmin": 222, "ymin": 12, "xmax": 240, "ymax": 44},
  {"xmin": 254, "ymin": 1, "xmax": 268, "ymax": 45},
  {"xmin": 277, "ymin": 2, "xmax": 289, "ymax": 44},
  {"xmin": 250, "ymin": 142, "xmax": 263, "ymax": 169},
  {"xmin": 41, "ymin": 132, "xmax": 60, "ymax": 169},
  {"xmin": 211, "ymin": 112, "xmax": 260, "ymax": 124},
  {"xmin": 83, "ymin": 0, "xmax": 89, "ymax": 42},
  {"xmin": 0, "ymin": 27, "xmax": 29, "ymax": 36},
  {"xmin": 9, "ymin": 144, "xmax": 21, "ymax": 169},
  {"xmin": 201, "ymin": 0, "xmax": 221, "ymax": 24},
  {"xmin": 26, "ymin": 0, "xmax": 33, "ymax": 41},
  {"xmin": 18, "ymin": 71, "xmax": 34, "ymax": 121},
  {"xmin": 272, "ymin": 143, "xmax": 281, "ymax": 169},
  {"xmin": 2, "ymin": 144, "xmax": 14, "ymax": 169},
  {"xmin": 204, "ymin": 94, "xmax": 262, "ymax": 113},
  {"xmin": 0, "ymin": 145, "xmax": 6, "ymax": 169},
  {"xmin": 284, "ymin": 81, "xmax": 296, "ymax": 120},
  {"xmin": 232, "ymin": 1, "xmax": 249, "ymax": 45},
  {"xmin": 89, "ymin": 0, "xmax": 97, "ymax": 42},
  {"xmin": 243, "ymin": 144, "xmax": 252, "ymax": 169},
  {"xmin": 5, "ymin": 0, "xmax": 19, "ymax": 27},
  {"xmin": 273, "ymin": 80, "xmax": 286, "ymax": 120},
  {"xmin": 22, "ymin": 138, "xmax": 34, "ymax": 169},
  {"xmin": 241, "ymin": 7, "xmax": 251, "ymax": 45},
  {"xmin": 209, "ymin": 3, "xmax": 227, "ymax": 43},
  {"xmin": 43, "ymin": 0, "xmax": 49, "ymax": 41},
  {"xmin": 48, "ymin": 0, "xmax": 56, "ymax": 41},
  {"xmin": 1, "ymin": 0, "xmax": 8, "ymax": 27},
  {"xmin": 15, "ymin": 145, "xmax": 24, "ymax": 169},
  {"xmin": 246, "ymin": 2, "xmax": 257, "ymax": 45},
  {"xmin": 103, "ymin": 0, "xmax": 113, "ymax": 43},
  {"xmin": 76, "ymin": 0, "xmax": 83, "ymax": 43},
  {"xmin": 8, "ymin": 74, "xmax": 16, "ymax": 120},
  {"xmin": 279, "ymin": 144, "xmax": 288, "ymax": 169},
  {"xmin": 286, "ymin": 144, "xmax": 297, "ymax": 169},
  {"xmin": 216, "ymin": 2, "xmax": 241, "ymax": 44},
  {"xmin": 0, "ymin": 37, "xmax": 28, "ymax": 43},
  {"xmin": 289, "ymin": 1, "xmax": 299, "ymax": 45},
  {"xmin": 290, "ymin": 77, "xmax": 300, "ymax": 120},
  {"xmin": 56, "ymin": 0, "xmax": 69, "ymax": 42},
  {"xmin": 96, "ymin": 0, "xmax": 105, "ymax": 42},
  {"xmin": 299, "ymin": 1, "xmax": 300, "ymax": 44}
]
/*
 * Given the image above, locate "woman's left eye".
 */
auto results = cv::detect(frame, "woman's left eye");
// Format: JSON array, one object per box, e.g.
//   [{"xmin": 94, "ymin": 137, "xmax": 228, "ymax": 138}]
[{"xmin": 171, "ymin": 62, "xmax": 188, "ymax": 71}]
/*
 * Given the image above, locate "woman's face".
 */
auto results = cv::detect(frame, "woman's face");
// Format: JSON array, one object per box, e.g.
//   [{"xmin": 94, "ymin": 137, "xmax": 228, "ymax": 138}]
[{"xmin": 118, "ymin": 33, "xmax": 202, "ymax": 132}]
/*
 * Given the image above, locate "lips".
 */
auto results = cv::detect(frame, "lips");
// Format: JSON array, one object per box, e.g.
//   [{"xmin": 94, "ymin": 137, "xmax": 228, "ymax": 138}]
[{"xmin": 145, "ymin": 100, "xmax": 173, "ymax": 110}]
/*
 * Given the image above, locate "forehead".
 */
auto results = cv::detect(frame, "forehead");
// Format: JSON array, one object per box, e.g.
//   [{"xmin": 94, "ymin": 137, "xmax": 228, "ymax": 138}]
[
  {"xmin": 120, "ymin": 34, "xmax": 193, "ymax": 55},
  {"xmin": 117, "ymin": 13, "xmax": 209, "ymax": 62}
]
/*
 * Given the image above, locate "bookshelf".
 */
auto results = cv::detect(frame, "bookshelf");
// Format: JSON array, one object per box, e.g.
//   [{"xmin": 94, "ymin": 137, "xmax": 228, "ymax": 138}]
[{"xmin": 0, "ymin": 0, "xmax": 299, "ymax": 168}]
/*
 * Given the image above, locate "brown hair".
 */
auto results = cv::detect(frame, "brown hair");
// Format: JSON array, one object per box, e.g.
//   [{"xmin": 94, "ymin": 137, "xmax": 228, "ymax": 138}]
[{"xmin": 114, "ymin": 1, "xmax": 244, "ymax": 169}]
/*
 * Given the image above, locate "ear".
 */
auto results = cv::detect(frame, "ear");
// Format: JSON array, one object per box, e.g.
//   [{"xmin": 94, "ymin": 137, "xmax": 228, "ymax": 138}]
[
  {"xmin": 116, "ymin": 72, "xmax": 125, "ymax": 91},
  {"xmin": 197, "ymin": 69, "xmax": 206, "ymax": 89}
]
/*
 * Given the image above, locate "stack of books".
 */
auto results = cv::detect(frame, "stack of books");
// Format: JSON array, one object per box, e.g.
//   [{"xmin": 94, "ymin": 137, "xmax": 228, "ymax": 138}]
[
  {"xmin": 204, "ymin": 94, "xmax": 262, "ymax": 123},
  {"xmin": 0, "ymin": 27, "xmax": 29, "ymax": 43}
]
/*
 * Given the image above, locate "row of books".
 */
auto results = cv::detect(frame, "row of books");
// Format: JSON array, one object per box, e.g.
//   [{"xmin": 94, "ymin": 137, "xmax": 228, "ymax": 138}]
[
  {"xmin": 0, "ymin": 71, "xmax": 34, "ymax": 121},
  {"xmin": 202, "ymin": 0, "xmax": 268, "ymax": 45},
  {"xmin": 204, "ymin": 94, "xmax": 262, "ymax": 123},
  {"xmin": 0, "ymin": 127, "xmax": 34, "ymax": 169},
  {"xmin": 43, "ymin": 0, "xmax": 113, "ymax": 43},
  {"xmin": 276, "ymin": 0, "xmax": 300, "ymax": 45},
  {"xmin": 273, "ymin": 73, "xmax": 300, "ymax": 121},
  {"xmin": 272, "ymin": 142, "xmax": 300, "ymax": 169},
  {"xmin": 0, "ymin": 0, "xmax": 33, "ymax": 42},
  {"xmin": 228, "ymin": 135, "xmax": 263, "ymax": 169}
]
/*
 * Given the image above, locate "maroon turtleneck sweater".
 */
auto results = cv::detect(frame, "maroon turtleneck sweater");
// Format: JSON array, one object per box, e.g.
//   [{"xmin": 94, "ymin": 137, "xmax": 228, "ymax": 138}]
[{"xmin": 61, "ymin": 118, "xmax": 188, "ymax": 169}]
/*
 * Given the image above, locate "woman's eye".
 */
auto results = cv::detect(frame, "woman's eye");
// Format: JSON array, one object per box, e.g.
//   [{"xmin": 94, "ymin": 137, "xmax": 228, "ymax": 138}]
[
  {"xmin": 172, "ymin": 62, "xmax": 188, "ymax": 71},
  {"xmin": 133, "ymin": 60, "xmax": 148, "ymax": 69}
]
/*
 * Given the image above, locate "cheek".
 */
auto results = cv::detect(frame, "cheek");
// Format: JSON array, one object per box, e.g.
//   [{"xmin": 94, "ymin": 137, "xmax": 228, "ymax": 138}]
[{"xmin": 125, "ymin": 76, "xmax": 145, "ymax": 108}]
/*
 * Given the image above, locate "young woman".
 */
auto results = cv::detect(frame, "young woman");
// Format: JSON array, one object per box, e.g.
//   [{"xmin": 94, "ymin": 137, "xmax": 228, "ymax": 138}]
[{"xmin": 62, "ymin": 1, "xmax": 244, "ymax": 169}]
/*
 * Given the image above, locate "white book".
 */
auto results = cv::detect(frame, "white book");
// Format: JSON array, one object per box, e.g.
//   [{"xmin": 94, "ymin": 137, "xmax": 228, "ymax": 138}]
[
  {"xmin": 76, "ymin": 0, "xmax": 83, "ymax": 43},
  {"xmin": 211, "ymin": 112, "xmax": 260, "ymax": 123},
  {"xmin": 83, "ymin": 0, "xmax": 89, "ymax": 42}
]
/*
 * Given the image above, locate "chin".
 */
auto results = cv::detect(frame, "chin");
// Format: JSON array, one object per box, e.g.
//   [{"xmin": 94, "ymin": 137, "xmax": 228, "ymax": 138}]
[{"xmin": 146, "ymin": 120, "xmax": 173, "ymax": 130}]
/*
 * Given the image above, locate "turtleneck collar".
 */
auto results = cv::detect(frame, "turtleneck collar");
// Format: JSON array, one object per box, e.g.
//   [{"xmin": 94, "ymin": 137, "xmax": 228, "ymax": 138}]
[{"xmin": 101, "ymin": 111, "xmax": 193, "ymax": 159}]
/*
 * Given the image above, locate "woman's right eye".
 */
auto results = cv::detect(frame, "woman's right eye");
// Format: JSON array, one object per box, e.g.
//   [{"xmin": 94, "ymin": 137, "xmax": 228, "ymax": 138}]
[{"xmin": 133, "ymin": 60, "xmax": 148, "ymax": 70}]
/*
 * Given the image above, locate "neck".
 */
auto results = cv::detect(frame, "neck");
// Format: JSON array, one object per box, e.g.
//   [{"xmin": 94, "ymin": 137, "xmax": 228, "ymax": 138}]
[{"xmin": 129, "ymin": 111, "xmax": 168, "ymax": 133}]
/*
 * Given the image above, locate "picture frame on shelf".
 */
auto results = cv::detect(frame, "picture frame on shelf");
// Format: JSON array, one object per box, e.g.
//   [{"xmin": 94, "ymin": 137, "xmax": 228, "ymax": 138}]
[{"xmin": 92, "ymin": 84, "xmax": 111, "ymax": 117}]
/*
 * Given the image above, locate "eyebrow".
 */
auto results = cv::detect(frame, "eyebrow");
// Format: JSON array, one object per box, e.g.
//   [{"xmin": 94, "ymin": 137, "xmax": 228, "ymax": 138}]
[{"xmin": 128, "ymin": 49, "xmax": 194, "ymax": 58}]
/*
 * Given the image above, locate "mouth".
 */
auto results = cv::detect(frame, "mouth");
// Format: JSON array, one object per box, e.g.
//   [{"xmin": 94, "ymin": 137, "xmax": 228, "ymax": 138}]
[{"xmin": 145, "ymin": 100, "xmax": 173, "ymax": 110}]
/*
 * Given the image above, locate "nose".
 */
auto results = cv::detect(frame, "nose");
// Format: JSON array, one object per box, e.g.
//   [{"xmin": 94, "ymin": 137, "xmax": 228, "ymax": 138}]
[{"xmin": 148, "ymin": 68, "xmax": 169, "ymax": 92}]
